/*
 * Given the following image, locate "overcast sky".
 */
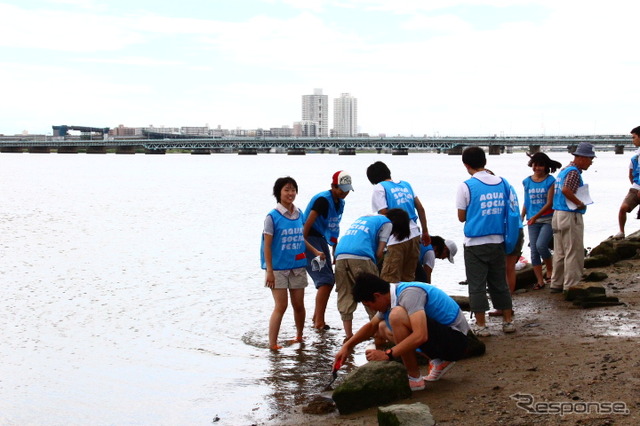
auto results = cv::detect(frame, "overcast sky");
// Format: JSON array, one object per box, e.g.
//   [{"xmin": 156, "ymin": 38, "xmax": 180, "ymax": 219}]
[{"xmin": 1, "ymin": 0, "xmax": 638, "ymax": 137}]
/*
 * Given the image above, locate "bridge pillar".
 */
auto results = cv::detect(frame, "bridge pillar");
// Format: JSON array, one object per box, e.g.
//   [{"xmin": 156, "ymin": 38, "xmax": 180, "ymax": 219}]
[
  {"xmin": 238, "ymin": 148, "xmax": 257, "ymax": 155},
  {"xmin": 1, "ymin": 147, "xmax": 24, "ymax": 153},
  {"xmin": 57, "ymin": 146, "xmax": 78, "ymax": 153},
  {"xmin": 116, "ymin": 146, "xmax": 136, "ymax": 154},
  {"xmin": 319, "ymin": 147, "xmax": 326, "ymax": 154},
  {"xmin": 488, "ymin": 145, "xmax": 501, "ymax": 155},
  {"xmin": 392, "ymin": 148, "xmax": 408, "ymax": 155},
  {"xmin": 338, "ymin": 148, "xmax": 355, "ymax": 155},
  {"xmin": 615, "ymin": 144, "xmax": 625, "ymax": 154},
  {"xmin": 287, "ymin": 148, "xmax": 306, "ymax": 155},
  {"xmin": 28, "ymin": 146, "xmax": 51, "ymax": 154},
  {"xmin": 86, "ymin": 146, "xmax": 107, "ymax": 154},
  {"xmin": 145, "ymin": 149, "xmax": 166, "ymax": 154},
  {"xmin": 447, "ymin": 145, "xmax": 464, "ymax": 155},
  {"xmin": 191, "ymin": 149, "xmax": 211, "ymax": 155},
  {"xmin": 528, "ymin": 145, "xmax": 541, "ymax": 154},
  {"xmin": 567, "ymin": 144, "xmax": 577, "ymax": 154}
]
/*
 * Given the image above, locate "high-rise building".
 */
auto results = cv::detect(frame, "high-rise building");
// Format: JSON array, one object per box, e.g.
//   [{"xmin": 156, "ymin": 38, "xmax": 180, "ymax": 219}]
[
  {"xmin": 302, "ymin": 88, "xmax": 328, "ymax": 137},
  {"xmin": 333, "ymin": 93, "xmax": 358, "ymax": 137}
]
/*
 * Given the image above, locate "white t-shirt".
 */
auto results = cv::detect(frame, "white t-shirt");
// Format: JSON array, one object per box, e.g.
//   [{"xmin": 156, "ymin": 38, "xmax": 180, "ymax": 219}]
[{"xmin": 371, "ymin": 181, "xmax": 421, "ymax": 246}]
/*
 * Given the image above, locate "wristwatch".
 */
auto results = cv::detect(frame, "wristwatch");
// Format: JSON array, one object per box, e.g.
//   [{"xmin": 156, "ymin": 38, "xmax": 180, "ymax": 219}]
[{"xmin": 384, "ymin": 348, "xmax": 394, "ymax": 360}]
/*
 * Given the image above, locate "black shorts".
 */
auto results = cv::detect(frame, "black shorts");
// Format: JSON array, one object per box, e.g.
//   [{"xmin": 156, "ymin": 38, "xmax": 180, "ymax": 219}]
[{"xmin": 418, "ymin": 317, "xmax": 468, "ymax": 362}]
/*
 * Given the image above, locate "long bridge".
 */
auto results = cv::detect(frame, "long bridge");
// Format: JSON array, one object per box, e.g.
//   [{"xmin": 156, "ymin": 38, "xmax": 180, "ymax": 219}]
[{"xmin": 0, "ymin": 135, "xmax": 632, "ymax": 155}]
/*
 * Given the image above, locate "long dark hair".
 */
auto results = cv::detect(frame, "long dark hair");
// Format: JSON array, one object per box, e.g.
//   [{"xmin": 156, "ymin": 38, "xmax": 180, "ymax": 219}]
[{"xmin": 385, "ymin": 208, "xmax": 411, "ymax": 241}]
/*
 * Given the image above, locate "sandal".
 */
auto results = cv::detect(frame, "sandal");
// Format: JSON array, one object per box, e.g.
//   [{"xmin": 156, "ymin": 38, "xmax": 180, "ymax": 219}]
[{"xmin": 533, "ymin": 282, "xmax": 545, "ymax": 290}]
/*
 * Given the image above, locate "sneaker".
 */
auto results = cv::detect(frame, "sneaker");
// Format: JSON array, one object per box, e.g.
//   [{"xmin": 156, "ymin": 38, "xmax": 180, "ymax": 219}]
[
  {"xmin": 408, "ymin": 375, "xmax": 425, "ymax": 391},
  {"xmin": 613, "ymin": 231, "xmax": 625, "ymax": 240},
  {"xmin": 473, "ymin": 326, "xmax": 491, "ymax": 337},
  {"xmin": 502, "ymin": 322, "xmax": 516, "ymax": 333},
  {"xmin": 424, "ymin": 360, "xmax": 456, "ymax": 382}
]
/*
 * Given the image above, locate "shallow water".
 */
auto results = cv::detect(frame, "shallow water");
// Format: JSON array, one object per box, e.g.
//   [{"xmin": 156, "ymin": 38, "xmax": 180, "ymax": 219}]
[{"xmin": 0, "ymin": 150, "xmax": 631, "ymax": 424}]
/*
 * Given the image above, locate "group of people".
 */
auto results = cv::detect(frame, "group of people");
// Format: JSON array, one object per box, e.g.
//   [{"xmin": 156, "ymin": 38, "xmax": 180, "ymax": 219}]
[{"xmin": 260, "ymin": 126, "xmax": 639, "ymax": 392}]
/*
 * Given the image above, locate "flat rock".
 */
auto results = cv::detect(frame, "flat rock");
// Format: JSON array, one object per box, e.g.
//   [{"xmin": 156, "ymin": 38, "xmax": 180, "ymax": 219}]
[{"xmin": 378, "ymin": 402, "xmax": 435, "ymax": 426}]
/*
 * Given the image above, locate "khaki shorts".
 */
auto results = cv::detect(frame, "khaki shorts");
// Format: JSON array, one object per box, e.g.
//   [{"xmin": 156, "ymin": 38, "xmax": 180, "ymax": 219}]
[
  {"xmin": 272, "ymin": 268, "xmax": 308, "ymax": 289},
  {"xmin": 335, "ymin": 258, "xmax": 379, "ymax": 321},
  {"xmin": 381, "ymin": 236, "xmax": 420, "ymax": 282},
  {"xmin": 622, "ymin": 188, "xmax": 640, "ymax": 212}
]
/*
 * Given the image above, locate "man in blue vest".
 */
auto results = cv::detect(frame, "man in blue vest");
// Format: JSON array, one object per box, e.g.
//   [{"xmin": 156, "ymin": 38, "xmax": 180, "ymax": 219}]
[
  {"xmin": 304, "ymin": 171, "xmax": 352, "ymax": 330},
  {"xmin": 366, "ymin": 161, "xmax": 430, "ymax": 282},
  {"xmin": 550, "ymin": 142, "xmax": 595, "ymax": 293},
  {"xmin": 334, "ymin": 272, "xmax": 470, "ymax": 391},
  {"xmin": 456, "ymin": 146, "xmax": 515, "ymax": 337}
]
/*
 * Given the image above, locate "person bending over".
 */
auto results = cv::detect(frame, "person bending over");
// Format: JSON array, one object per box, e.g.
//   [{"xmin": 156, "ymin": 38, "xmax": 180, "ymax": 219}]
[{"xmin": 334, "ymin": 273, "xmax": 470, "ymax": 391}]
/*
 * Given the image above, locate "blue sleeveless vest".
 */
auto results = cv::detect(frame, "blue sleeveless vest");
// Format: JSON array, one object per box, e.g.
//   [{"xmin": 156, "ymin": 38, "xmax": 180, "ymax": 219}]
[
  {"xmin": 304, "ymin": 190, "xmax": 344, "ymax": 245},
  {"xmin": 632, "ymin": 155, "xmax": 640, "ymax": 185},
  {"xmin": 523, "ymin": 175, "xmax": 555, "ymax": 219},
  {"xmin": 463, "ymin": 177, "xmax": 505, "ymax": 238},
  {"xmin": 379, "ymin": 181, "xmax": 418, "ymax": 222},
  {"xmin": 384, "ymin": 282, "xmax": 460, "ymax": 331},
  {"xmin": 260, "ymin": 208, "xmax": 307, "ymax": 270},
  {"xmin": 552, "ymin": 166, "xmax": 585, "ymax": 214},
  {"xmin": 335, "ymin": 215, "xmax": 390, "ymax": 262},
  {"xmin": 419, "ymin": 244, "xmax": 433, "ymax": 264}
]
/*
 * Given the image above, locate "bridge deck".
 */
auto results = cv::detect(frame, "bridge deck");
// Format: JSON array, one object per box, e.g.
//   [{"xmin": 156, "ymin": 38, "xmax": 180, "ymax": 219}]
[{"xmin": 0, "ymin": 135, "xmax": 631, "ymax": 151}]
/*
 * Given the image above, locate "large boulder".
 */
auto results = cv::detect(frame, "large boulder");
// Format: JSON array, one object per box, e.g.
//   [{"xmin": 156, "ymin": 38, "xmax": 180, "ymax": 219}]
[
  {"xmin": 612, "ymin": 240, "xmax": 640, "ymax": 260},
  {"xmin": 332, "ymin": 361, "xmax": 411, "ymax": 415},
  {"xmin": 378, "ymin": 402, "xmax": 435, "ymax": 426}
]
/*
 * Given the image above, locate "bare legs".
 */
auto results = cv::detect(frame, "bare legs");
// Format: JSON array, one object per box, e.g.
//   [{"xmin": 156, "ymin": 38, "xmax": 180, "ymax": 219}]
[
  {"xmin": 269, "ymin": 288, "xmax": 305, "ymax": 349},
  {"xmin": 313, "ymin": 285, "xmax": 333, "ymax": 329},
  {"xmin": 378, "ymin": 308, "xmax": 420, "ymax": 378}
]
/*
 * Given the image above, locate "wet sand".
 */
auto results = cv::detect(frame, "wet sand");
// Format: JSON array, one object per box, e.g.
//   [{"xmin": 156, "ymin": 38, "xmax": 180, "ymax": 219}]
[{"xmin": 268, "ymin": 257, "xmax": 640, "ymax": 425}]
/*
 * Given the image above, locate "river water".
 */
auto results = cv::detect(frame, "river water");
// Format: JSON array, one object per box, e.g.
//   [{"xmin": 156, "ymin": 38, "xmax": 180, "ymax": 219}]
[{"xmin": 0, "ymin": 150, "xmax": 630, "ymax": 425}]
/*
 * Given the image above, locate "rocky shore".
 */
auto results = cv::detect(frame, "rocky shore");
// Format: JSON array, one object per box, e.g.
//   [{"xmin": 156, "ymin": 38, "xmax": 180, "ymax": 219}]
[{"xmin": 268, "ymin": 234, "xmax": 640, "ymax": 425}]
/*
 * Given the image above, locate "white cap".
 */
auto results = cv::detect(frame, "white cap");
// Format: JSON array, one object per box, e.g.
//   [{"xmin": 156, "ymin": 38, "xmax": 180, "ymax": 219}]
[{"xmin": 445, "ymin": 240, "xmax": 457, "ymax": 263}]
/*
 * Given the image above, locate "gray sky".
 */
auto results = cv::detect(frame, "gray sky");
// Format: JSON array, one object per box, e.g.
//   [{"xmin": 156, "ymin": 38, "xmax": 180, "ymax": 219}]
[{"xmin": 1, "ymin": 0, "xmax": 637, "ymax": 136}]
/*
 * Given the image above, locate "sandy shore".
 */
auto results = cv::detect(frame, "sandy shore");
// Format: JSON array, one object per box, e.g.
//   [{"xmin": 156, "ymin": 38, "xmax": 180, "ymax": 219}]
[{"xmin": 271, "ymin": 257, "xmax": 640, "ymax": 425}]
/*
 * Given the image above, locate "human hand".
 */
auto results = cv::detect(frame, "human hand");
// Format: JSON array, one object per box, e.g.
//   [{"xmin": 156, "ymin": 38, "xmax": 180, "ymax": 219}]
[
  {"xmin": 265, "ymin": 271, "xmax": 275, "ymax": 288},
  {"xmin": 365, "ymin": 349, "xmax": 389, "ymax": 361}
]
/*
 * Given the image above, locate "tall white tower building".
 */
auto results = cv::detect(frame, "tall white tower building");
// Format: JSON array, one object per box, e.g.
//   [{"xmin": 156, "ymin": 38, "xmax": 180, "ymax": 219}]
[
  {"xmin": 333, "ymin": 93, "xmax": 358, "ymax": 137},
  {"xmin": 301, "ymin": 88, "xmax": 329, "ymax": 137}
]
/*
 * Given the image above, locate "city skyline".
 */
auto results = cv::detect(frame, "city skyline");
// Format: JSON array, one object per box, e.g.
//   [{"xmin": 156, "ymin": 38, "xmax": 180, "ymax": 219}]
[{"xmin": 1, "ymin": 1, "xmax": 638, "ymax": 137}]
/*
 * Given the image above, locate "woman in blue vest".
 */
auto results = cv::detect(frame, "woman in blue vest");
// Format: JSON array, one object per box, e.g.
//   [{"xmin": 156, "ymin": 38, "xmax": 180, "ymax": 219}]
[
  {"xmin": 303, "ymin": 171, "xmax": 352, "ymax": 330},
  {"xmin": 261, "ymin": 177, "xmax": 323, "ymax": 350},
  {"xmin": 521, "ymin": 152, "xmax": 562, "ymax": 290}
]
